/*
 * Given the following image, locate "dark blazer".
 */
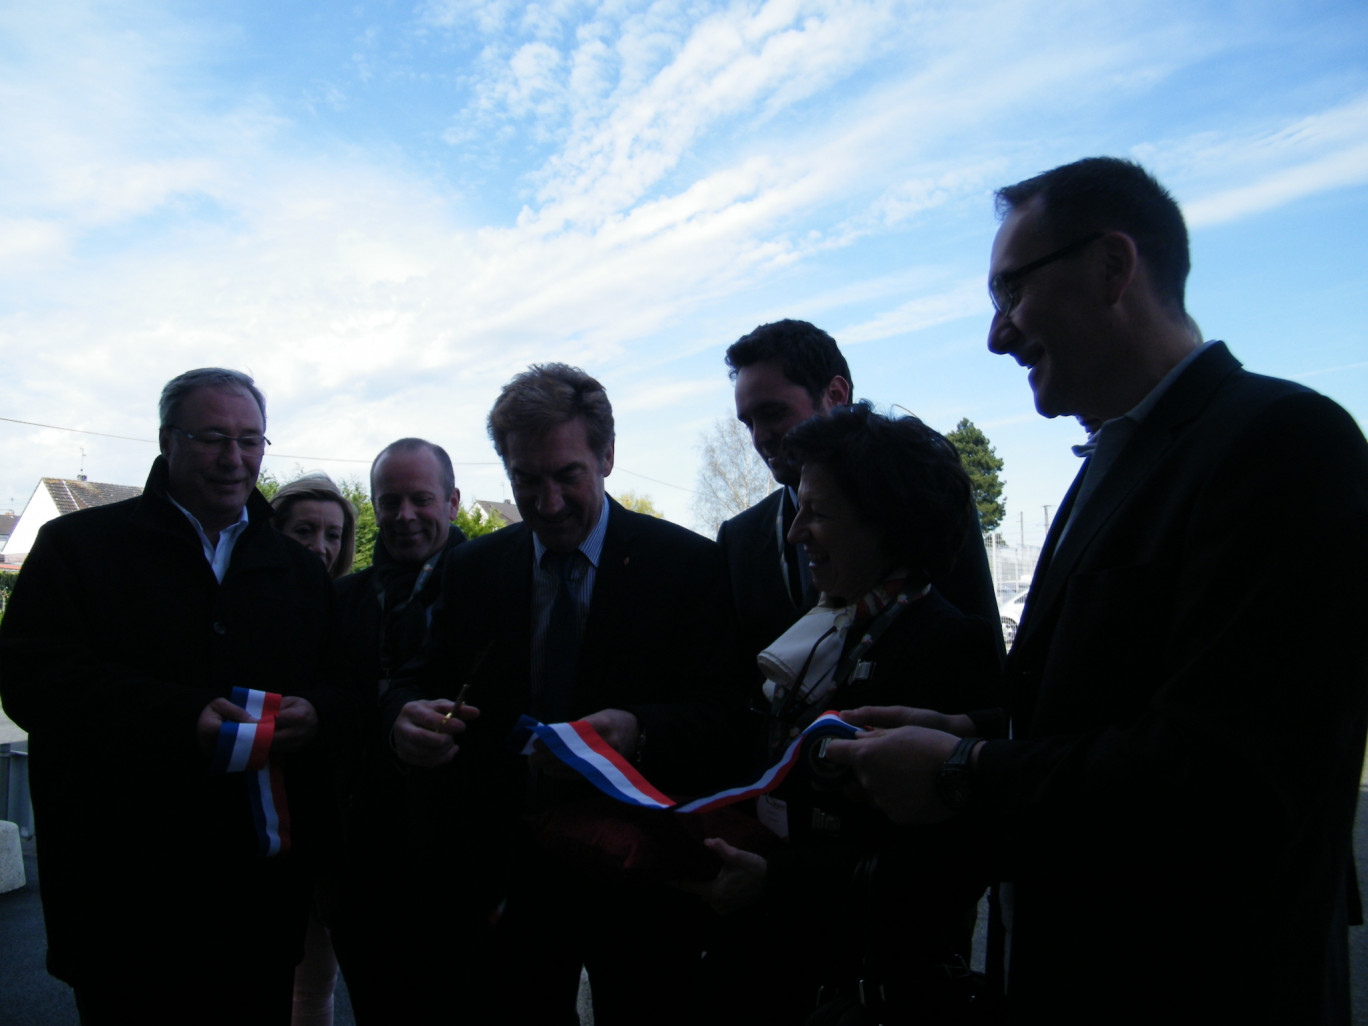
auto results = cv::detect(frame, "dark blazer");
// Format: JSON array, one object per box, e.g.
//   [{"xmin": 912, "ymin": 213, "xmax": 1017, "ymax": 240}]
[
  {"xmin": 766, "ymin": 588, "xmax": 1001, "ymax": 903},
  {"xmin": 717, "ymin": 486, "xmax": 1005, "ymax": 678},
  {"xmin": 975, "ymin": 343, "xmax": 1368, "ymax": 1024},
  {"xmin": 0, "ymin": 458, "xmax": 338, "ymax": 987},
  {"xmin": 386, "ymin": 495, "xmax": 742, "ymax": 797},
  {"xmin": 699, "ymin": 590, "xmax": 1002, "ymax": 1026}
]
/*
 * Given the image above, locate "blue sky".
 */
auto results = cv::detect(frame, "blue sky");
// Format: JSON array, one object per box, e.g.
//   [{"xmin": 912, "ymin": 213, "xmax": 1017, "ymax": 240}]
[{"xmin": 2, "ymin": 0, "xmax": 1366, "ymax": 546}]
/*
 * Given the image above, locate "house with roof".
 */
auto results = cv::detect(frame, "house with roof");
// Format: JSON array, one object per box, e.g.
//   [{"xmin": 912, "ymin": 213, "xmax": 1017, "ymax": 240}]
[
  {"xmin": 472, "ymin": 498, "xmax": 521, "ymax": 527},
  {"xmin": 0, "ymin": 477, "xmax": 143, "ymax": 565}
]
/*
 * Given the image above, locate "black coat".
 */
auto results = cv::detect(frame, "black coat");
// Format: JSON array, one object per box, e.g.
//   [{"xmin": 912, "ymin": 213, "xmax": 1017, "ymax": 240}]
[
  {"xmin": 386, "ymin": 497, "xmax": 743, "ymax": 797},
  {"xmin": 976, "ymin": 344, "xmax": 1368, "ymax": 1024},
  {"xmin": 0, "ymin": 458, "xmax": 339, "ymax": 985},
  {"xmin": 698, "ymin": 589, "xmax": 1001, "ymax": 1026}
]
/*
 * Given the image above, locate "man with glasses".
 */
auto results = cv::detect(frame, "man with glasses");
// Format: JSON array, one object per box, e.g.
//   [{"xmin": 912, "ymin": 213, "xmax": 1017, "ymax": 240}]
[
  {"xmin": 0, "ymin": 368, "xmax": 340, "ymax": 1024},
  {"xmin": 825, "ymin": 157, "xmax": 1368, "ymax": 1024}
]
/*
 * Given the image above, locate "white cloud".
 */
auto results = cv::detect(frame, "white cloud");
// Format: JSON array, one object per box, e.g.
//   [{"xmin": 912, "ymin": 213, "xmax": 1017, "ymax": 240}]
[
  {"xmin": 841, "ymin": 278, "xmax": 986, "ymax": 344},
  {"xmin": 3, "ymin": 0, "xmax": 1366, "ymax": 526}
]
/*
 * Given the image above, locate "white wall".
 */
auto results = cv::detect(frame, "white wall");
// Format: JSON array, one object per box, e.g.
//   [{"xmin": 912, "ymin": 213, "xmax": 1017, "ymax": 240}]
[{"xmin": 1, "ymin": 484, "xmax": 60, "ymax": 557}]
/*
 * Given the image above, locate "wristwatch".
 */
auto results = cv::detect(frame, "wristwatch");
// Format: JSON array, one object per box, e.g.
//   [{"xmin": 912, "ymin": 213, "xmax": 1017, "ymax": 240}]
[{"xmin": 937, "ymin": 737, "xmax": 982, "ymax": 812}]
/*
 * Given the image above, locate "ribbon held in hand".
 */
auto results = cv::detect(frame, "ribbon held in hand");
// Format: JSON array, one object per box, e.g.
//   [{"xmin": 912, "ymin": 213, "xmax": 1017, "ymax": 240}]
[
  {"xmin": 209, "ymin": 687, "xmax": 291, "ymax": 857},
  {"xmin": 512, "ymin": 711, "xmax": 862, "ymax": 814}
]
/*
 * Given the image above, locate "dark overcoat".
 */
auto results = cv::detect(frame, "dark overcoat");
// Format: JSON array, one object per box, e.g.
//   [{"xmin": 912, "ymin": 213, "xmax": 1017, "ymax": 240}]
[{"xmin": 0, "ymin": 458, "xmax": 339, "ymax": 986}]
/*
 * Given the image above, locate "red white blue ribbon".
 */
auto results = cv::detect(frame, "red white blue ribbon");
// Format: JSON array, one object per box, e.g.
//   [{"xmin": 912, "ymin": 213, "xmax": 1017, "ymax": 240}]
[
  {"xmin": 209, "ymin": 686, "xmax": 291, "ymax": 857},
  {"xmin": 210, "ymin": 687, "xmax": 279, "ymax": 772},
  {"xmin": 512, "ymin": 711, "xmax": 862, "ymax": 814},
  {"xmin": 676, "ymin": 712, "xmax": 860, "ymax": 813},
  {"xmin": 514, "ymin": 716, "xmax": 675, "ymax": 809}
]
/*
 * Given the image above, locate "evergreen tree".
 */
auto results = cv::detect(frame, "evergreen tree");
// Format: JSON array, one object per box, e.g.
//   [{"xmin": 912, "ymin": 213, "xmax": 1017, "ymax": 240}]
[{"xmin": 946, "ymin": 418, "xmax": 1006, "ymax": 533}]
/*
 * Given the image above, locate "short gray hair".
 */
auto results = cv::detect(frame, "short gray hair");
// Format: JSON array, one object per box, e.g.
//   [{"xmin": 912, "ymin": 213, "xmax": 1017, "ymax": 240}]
[{"xmin": 159, "ymin": 368, "xmax": 267, "ymax": 430}]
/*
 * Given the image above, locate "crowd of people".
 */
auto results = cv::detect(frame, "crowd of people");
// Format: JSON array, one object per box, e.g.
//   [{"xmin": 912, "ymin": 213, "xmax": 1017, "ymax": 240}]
[{"xmin": 2, "ymin": 155, "xmax": 1366, "ymax": 1026}]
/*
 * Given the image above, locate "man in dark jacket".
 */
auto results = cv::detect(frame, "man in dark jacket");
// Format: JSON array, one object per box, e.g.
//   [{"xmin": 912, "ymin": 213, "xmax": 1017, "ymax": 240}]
[
  {"xmin": 0, "ymin": 368, "xmax": 338, "ymax": 1025},
  {"xmin": 717, "ymin": 318, "xmax": 1002, "ymax": 677},
  {"xmin": 826, "ymin": 157, "xmax": 1368, "ymax": 1025},
  {"xmin": 329, "ymin": 437, "xmax": 466, "ymax": 1024},
  {"xmin": 388, "ymin": 364, "xmax": 739, "ymax": 1026}
]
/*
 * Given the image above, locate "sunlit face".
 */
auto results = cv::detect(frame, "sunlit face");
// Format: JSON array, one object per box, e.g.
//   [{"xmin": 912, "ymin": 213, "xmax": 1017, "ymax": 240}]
[
  {"xmin": 786, "ymin": 461, "xmax": 895, "ymax": 603},
  {"xmin": 159, "ymin": 387, "xmax": 264, "ymax": 534},
  {"xmin": 278, "ymin": 499, "xmax": 346, "ymax": 577},
  {"xmin": 372, "ymin": 447, "xmax": 460, "ymax": 565},
  {"xmin": 506, "ymin": 417, "xmax": 612, "ymax": 553},
  {"xmin": 987, "ymin": 197, "xmax": 1107, "ymax": 421},
  {"xmin": 733, "ymin": 359, "xmax": 848, "ymax": 487}
]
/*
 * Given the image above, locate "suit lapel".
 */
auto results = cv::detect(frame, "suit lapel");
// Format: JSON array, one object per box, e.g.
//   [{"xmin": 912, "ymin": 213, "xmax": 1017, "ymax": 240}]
[
  {"xmin": 1012, "ymin": 343, "xmax": 1243, "ymax": 657},
  {"xmin": 754, "ymin": 488, "xmax": 800, "ymax": 616},
  {"xmin": 494, "ymin": 524, "xmax": 536, "ymax": 689}
]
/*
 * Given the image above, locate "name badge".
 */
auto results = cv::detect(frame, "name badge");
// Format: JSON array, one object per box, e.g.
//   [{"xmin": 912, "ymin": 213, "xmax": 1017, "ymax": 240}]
[{"xmin": 757, "ymin": 794, "xmax": 789, "ymax": 839}]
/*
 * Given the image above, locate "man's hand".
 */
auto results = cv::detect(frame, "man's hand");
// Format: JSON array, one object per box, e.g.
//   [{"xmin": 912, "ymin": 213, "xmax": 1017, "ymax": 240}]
[
  {"xmin": 675, "ymin": 838, "xmax": 767, "ymax": 916},
  {"xmin": 196, "ymin": 697, "xmax": 254, "ymax": 756},
  {"xmin": 530, "ymin": 707, "xmax": 640, "ymax": 778},
  {"xmin": 392, "ymin": 698, "xmax": 480, "ymax": 768},
  {"xmin": 840, "ymin": 705, "xmax": 977, "ymax": 736},
  {"xmin": 271, "ymin": 696, "xmax": 319, "ymax": 754},
  {"xmin": 822, "ymin": 725, "xmax": 962, "ymax": 825}
]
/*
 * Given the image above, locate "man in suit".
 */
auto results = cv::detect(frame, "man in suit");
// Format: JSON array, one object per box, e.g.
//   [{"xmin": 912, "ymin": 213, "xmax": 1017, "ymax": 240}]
[
  {"xmin": 0, "ymin": 368, "xmax": 338, "ymax": 1024},
  {"xmin": 826, "ymin": 157, "xmax": 1368, "ymax": 1024},
  {"xmin": 718, "ymin": 318, "xmax": 1002, "ymax": 672},
  {"xmin": 387, "ymin": 364, "xmax": 737, "ymax": 1026},
  {"xmin": 329, "ymin": 438, "xmax": 466, "ymax": 1024}
]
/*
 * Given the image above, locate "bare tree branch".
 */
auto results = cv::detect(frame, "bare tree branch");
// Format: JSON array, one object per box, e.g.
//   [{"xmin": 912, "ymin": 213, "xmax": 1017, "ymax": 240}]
[{"xmin": 691, "ymin": 416, "xmax": 774, "ymax": 535}]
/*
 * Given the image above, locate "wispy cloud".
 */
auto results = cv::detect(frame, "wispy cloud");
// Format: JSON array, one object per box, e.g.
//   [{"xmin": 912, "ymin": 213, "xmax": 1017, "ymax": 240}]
[
  {"xmin": 841, "ymin": 278, "xmax": 986, "ymax": 344},
  {"xmin": 1142, "ymin": 92, "xmax": 1368, "ymax": 227},
  {"xmin": 2, "ymin": 0, "xmax": 1366, "ymax": 527}
]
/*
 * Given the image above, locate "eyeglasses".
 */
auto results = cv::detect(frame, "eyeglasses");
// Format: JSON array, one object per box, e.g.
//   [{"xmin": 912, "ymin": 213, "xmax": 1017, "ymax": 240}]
[
  {"xmin": 168, "ymin": 426, "xmax": 271, "ymax": 453},
  {"xmin": 989, "ymin": 232, "xmax": 1104, "ymax": 316}
]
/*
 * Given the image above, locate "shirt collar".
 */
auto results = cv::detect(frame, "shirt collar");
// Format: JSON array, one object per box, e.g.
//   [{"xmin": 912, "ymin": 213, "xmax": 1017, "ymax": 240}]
[
  {"xmin": 532, "ymin": 493, "xmax": 611, "ymax": 569},
  {"xmin": 168, "ymin": 495, "xmax": 250, "ymax": 540},
  {"xmin": 1074, "ymin": 339, "xmax": 1215, "ymax": 456}
]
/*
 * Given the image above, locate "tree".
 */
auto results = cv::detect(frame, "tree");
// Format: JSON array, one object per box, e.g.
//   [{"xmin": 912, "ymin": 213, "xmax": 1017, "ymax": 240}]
[
  {"xmin": 257, "ymin": 470, "xmax": 502, "ymax": 568},
  {"xmin": 338, "ymin": 476, "xmax": 378, "ymax": 570},
  {"xmin": 946, "ymin": 418, "xmax": 1006, "ymax": 533},
  {"xmin": 616, "ymin": 490, "xmax": 664, "ymax": 518},
  {"xmin": 691, "ymin": 416, "xmax": 774, "ymax": 535},
  {"xmin": 0, "ymin": 569, "xmax": 16, "ymax": 628},
  {"xmin": 256, "ymin": 469, "xmax": 282, "ymax": 501},
  {"xmin": 455, "ymin": 504, "xmax": 505, "ymax": 540}
]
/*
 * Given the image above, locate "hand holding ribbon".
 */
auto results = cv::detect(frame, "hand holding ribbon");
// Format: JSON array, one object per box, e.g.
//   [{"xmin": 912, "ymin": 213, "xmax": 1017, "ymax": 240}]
[
  {"xmin": 205, "ymin": 687, "xmax": 292, "ymax": 856},
  {"xmin": 512, "ymin": 710, "xmax": 864, "ymax": 814}
]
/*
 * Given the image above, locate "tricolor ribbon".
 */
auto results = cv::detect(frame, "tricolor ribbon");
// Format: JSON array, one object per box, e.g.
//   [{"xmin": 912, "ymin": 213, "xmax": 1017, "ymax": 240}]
[
  {"xmin": 209, "ymin": 686, "xmax": 291, "ymax": 857},
  {"xmin": 514, "ymin": 716, "xmax": 675, "ymax": 809},
  {"xmin": 512, "ymin": 711, "xmax": 863, "ymax": 814}
]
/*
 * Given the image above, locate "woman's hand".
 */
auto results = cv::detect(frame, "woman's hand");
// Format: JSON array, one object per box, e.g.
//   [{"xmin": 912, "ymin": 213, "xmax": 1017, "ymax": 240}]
[{"xmin": 840, "ymin": 704, "xmax": 976, "ymax": 737}]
